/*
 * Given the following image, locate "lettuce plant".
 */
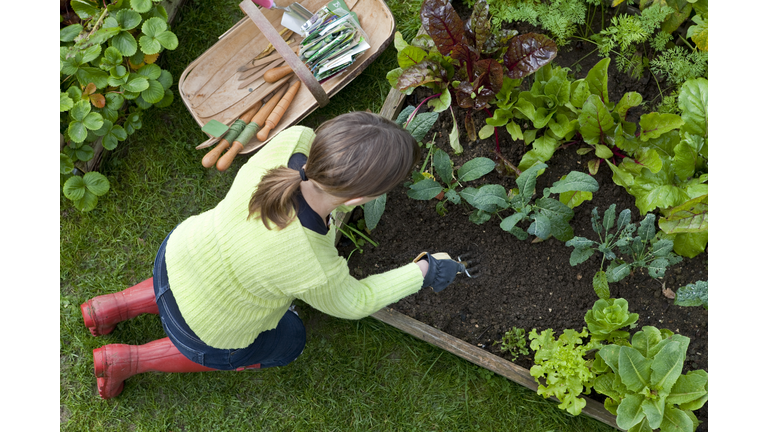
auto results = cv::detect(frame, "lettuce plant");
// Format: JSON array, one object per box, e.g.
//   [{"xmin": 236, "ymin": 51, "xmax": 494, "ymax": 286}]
[
  {"xmin": 60, "ymin": 0, "xmax": 178, "ymax": 211},
  {"xmin": 584, "ymin": 298, "xmax": 638, "ymax": 343},
  {"xmin": 387, "ymin": 0, "xmax": 557, "ymax": 141},
  {"xmin": 565, "ymin": 204, "xmax": 683, "ymax": 299},
  {"xmin": 529, "ymin": 327, "xmax": 602, "ymax": 416},
  {"xmin": 594, "ymin": 326, "xmax": 708, "ymax": 432}
]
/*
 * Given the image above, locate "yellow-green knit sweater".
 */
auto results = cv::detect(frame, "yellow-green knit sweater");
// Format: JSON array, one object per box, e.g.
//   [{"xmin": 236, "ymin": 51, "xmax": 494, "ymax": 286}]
[{"xmin": 165, "ymin": 126, "xmax": 424, "ymax": 349}]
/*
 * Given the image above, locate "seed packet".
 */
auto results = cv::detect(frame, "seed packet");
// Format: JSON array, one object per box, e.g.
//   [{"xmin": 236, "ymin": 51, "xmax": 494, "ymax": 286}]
[{"xmin": 297, "ymin": 0, "xmax": 369, "ymax": 80}]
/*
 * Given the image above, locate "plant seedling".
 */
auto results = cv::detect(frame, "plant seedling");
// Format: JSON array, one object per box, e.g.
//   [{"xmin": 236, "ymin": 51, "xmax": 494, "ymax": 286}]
[{"xmin": 494, "ymin": 327, "xmax": 529, "ymax": 361}]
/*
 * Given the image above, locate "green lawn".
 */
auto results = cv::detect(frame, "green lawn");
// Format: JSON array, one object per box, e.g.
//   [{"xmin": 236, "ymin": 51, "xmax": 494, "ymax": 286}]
[{"xmin": 59, "ymin": 0, "xmax": 616, "ymax": 430}]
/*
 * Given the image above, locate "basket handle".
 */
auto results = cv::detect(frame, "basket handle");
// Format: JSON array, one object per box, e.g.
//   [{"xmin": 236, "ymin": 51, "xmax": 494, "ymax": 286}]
[{"xmin": 239, "ymin": 0, "xmax": 330, "ymax": 107}]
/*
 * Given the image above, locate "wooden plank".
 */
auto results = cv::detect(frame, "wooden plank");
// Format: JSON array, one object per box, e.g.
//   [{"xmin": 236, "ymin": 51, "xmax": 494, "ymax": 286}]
[{"xmin": 370, "ymin": 308, "xmax": 620, "ymax": 430}]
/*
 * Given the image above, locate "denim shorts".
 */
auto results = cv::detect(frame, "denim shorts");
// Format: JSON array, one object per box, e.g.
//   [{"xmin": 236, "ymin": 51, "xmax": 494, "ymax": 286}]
[{"xmin": 153, "ymin": 229, "xmax": 306, "ymax": 370}]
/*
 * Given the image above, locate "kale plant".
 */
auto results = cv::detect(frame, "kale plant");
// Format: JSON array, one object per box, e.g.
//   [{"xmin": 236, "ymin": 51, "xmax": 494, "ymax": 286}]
[
  {"xmin": 565, "ymin": 205, "xmax": 683, "ymax": 299},
  {"xmin": 674, "ymin": 280, "xmax": 707, "ymax": 310}
]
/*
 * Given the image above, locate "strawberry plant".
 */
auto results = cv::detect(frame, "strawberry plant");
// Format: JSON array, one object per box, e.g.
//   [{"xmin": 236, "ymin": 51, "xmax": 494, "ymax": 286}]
[
  {"xmin": 60, "ymin": 0, "xmax": 178, "ymax": 211},
  {"xmin": 387, "ymin": 0, "xmax": 557, "ymax": 143}
]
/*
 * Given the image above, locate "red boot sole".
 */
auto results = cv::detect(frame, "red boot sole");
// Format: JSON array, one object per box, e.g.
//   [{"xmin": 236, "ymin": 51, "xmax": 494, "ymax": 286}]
[{"xmin": 81, "ymin": 302, "xmax": 115, "ymax": 336}]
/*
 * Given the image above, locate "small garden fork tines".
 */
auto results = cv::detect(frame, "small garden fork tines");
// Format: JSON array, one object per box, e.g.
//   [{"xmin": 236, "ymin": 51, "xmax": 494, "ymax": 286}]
[{"xmin": 457, "ymin": 253, "xmax": 480, "ymax": 278}]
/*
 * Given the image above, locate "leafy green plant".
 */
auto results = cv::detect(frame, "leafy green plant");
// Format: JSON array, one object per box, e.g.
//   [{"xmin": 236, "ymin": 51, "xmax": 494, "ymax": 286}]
[
  {"xmin": 387, "ymin": 0, "xmax": 557, "ymax": 142},
  {"xmin": 606, "ymin": 77, "xmax": 708, "ymax": 257},
  {"xmin": 529, "ymin": 327, "xmax": 602, "ymax": 416},
  {"xmin": 493, "ymin": 162, "xmax": 599, "ymax": 241},
  {"xmin": 495, "ymin": 327, "xmax": 530, "ymax": 361},
  {"xmin": 594, "ymin": 326, "xmax": 708, "ymax": 432},
  {"xmin": 674, "ymin": 280, "xmax": 707, "ymax": 310},
  {"xmin": 60, "ymin": 0, "xmax": 178, "ymax": 211},
  {"xmin": 584, "ymin": 297, "xmax": 638, "ymax": 343},
  {"xmin": 565, "ymin": 204, "xmax": 683, "ymax": 299}
]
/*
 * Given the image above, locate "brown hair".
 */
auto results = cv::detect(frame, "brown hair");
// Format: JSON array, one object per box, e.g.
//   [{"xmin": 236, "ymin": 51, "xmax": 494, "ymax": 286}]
[{"xmin": 248, "ymin": 111, "xmax": 419, "ymax": 229}]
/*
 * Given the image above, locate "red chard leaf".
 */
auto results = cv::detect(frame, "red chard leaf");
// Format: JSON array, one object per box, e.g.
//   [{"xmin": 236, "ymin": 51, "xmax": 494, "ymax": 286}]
[
  {"xmin": 421, "ymin": 0, "xmax": 467, "ymax": 57},
  {"xmin": 465, "ymin": 0, "xmax": 491, "ymax": 53},
  {"xmin": 504, "ymin": 33, "xmax": 558, "ymax": 79}
]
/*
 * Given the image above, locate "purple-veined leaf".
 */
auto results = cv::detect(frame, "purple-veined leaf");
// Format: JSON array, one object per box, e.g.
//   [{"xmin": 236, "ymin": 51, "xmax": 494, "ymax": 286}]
[
  {"xmin": 578, "ymin": 94, "xmax": 615, "ymax": 146},
  {"xmin": 504, "ymin": 33, "xmax": 557, "ymax": 79},
  {"xmin": 465, "ymin": 0, "xmax": 491, "ymax": 52},
  {"xmin": 396, "ymin": 59, "xmax": 445, "ymax": 92},
  {"xmin": 639, "ymin": 113, "xmax": 684, "ymax": 141},
  {"xmin": 421, "ymin": 0, "xmax": 467, "ymax": 56}
]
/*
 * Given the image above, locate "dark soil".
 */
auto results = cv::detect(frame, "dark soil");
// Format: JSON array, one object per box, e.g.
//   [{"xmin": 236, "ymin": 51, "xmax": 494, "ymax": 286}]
[{"xmin": 338, "ymin": 3, "xmax": 708, "ymax": 431}]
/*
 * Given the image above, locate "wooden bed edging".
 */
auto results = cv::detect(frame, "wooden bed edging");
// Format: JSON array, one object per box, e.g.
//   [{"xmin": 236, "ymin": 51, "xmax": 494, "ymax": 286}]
[
  {"xmin": 353, "ymin": 58, "xmax": 621, "ymax": 430},
  {"xmin": 370, "ymin": 308, "xmax": 619, "ymax": 430}
]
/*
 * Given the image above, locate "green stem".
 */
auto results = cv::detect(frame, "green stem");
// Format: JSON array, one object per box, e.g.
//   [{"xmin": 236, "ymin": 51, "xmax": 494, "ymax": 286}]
[{"xmin": 86, "ymin": 7, "xmax": 110, "ymax": 41}]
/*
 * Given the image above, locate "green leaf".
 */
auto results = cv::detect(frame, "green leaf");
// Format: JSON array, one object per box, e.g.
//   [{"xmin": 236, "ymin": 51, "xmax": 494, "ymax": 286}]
[
  {"xmin": 138, "ymin": 63, "xmax": 162, "ymax": 80},
  {"xmin": 74, "ymin": 144, "xmax": 95, "ymax": 162},
  {"xmin": 585, "ymin": 58, "xmax": 610, "ymax": 103},
  {"xmin": 155, "ymin": 89, "xmax": 175, "ymax": 108},
  {"xmin": 559, "ymin": 190, "xmax": 592, "ymax": 209},
  {"xmin": 639, "ymin": 113, "xmax": 684, "ymax": 141},
  {"xmin": 71, "ymin": 0, "xmax": 99, "ymax": 19},
  {"xmin": 605, "ymin": 262, "xmax": 631, "ymax": 283},
  {"xmin": 100, "ymin": 46, "xmax": 124, "ymax": 70},
  {"xmin": 457, "ymin": 157, "xmax": 495, "ymax": 182},
  {"xmin": 63, "ymin": 175, "xmax": 87, "ymax": 201},
  {"xmin": 82, "ymin": 112, "xmax": 104, "ymax": 131},
  {"xmin": 634, "ymin": 148, "xmax": 663, "ymax": 174},
  {"xmin": 116, "ymin": 9, "xmax": 143, "ymax": 30},
  {"xmin": 678, "ymin": 78, "xmax": 708, "ymax": 137},
  {"xmin": 363, "ymin": 194, "xmax": 387, "ymax": 230},
  {"xmin": 478, "ymin": 124, "xmax": 494, "ymax": 140},
  {"xmin": 527, "ymin": 213, "xmax": 551, "ymax": 239},
  {"xmin": 73, "ymin": 189, "xmax": 100, "ymax": 212},
  {"xmin": 614, "ymin": 91, "xmax": 642, "ymax": 120},
  {"xmin": 640, "ymin": 398, "xmax": 665, "ymax": 430},
  {"xmin": 593, "ymin": 271, "xmax": 610, "ymax": 299},
  {"xmin": 668, "ymin": 370, "xmax": 708, "ymax": 409},
  {"xmin": 672, "ymin": 231, "xmax": 708, "ymax": 258},
  {"xmin": 139, "ymin": 34, "xmax": 162, "ymax": 55},
  {"xmin": 674, "ymin": 281, "xmax": 708, "ymax": 309},
  {"xmin": 407, "ymin": 179, "xmax": 443, "ymax": 200},
  {"xmin": 516, "ymin": 162, "xmax": 547, "ymax": 200},
  {"xmin": 156, "ymin": 31, "xmax": 179, "ymax": 50},
  {"xmin": 594, "ymin": 144, "xmax": 613, "ymax": 159},
  {"xmin": 659, "ymin": 195, "xmax": 707, "ymax": 234},
  {"xmin": 131, "ymin": 0, "xmax": 153, "ymax": 14},
  {"xmin": 141, "ymin": 79, "xmax": 165, "ymax": 104},
  {"xmin": 619, "ymin": 347, "xmax": 652, "ymax": 392},
  {"xmin": 157, "ymin": 69, "xmax": 173, "ymax": 90},
  {"xmin": 60, "ymin": 24, "xmax": 83, "ymax": 42},
  {"xmin": 616, "ymin": 394, "xmax": 646, "ymax": 430},
  {"xmin": 60, "ymin": 153, "xmax": 75, "ymax": 175},
  {"xmin": 650, "ymin": 341, "xmax": 685, "ymax": 395},
  {"xmin": 406, "ymin": 112, "xmax": 439, "ymax": 142},
  {"xmin": 579, "ymin": 95, "xmax": 615, "ymax": 145},
  {"xmin": 111, "ymin": 31, "xmax": 138, "ymax": 56},
  {"xmin": 428, "ymin": 87, "xmax": 451, "ymax": 112},
  {"xmin": 568, "ymin": 247, "xmax": 594, "ymax": 266},
  {"xmin": 397, "ymin": 45, "xmax": 427, "ymax": 68},
  {"xmin": 518, "ymin": 133, "xmax": 559, "ymax": 172},
  {"xmin": 448, "ymin": 107, "xmax": 462, "ymax": 154},
  {"xmin": 68, "ymin": 121, "xmax": 88, "ymax": 143},
  {"xmin": 551, "ymin": 171, "xmax": 599, "ymax": 194},
  {"xmin": 535, "ymin": 197, "xmax": 574, "ymax": 241},
  {"xmin": 638, "ymin": 214, "xmax": 656, "ymax": 242},
  {"xmin": 500, "ymin": 213, "xmax": 526, "ymax": 233},
  {"xmin": 83, "ymin": 171, "xmax": 110, "ymax": 196},
  {"xmin": 464, "ymin": 184, "xmax": 508, "ymax": 213},
  {"xmin": 433, "ymin": 149, "xmax": 453, "ymax": 185},
  {"xmin": 124, "ymin": 76, "xmax": 150, "ymax": 92},
  {"xmin": 659, "ymin": 407, "xmax": 693, "ymax": 432},
  {"xmin": 60, "ymin": 92, "xmax": 74, "ymax": 112}
]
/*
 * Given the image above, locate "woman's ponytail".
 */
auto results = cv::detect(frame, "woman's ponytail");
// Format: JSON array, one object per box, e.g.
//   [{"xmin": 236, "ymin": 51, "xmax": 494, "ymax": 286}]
[{"xmin": 248, "ymin": 167, "xmax": 303, "ymax": 229}]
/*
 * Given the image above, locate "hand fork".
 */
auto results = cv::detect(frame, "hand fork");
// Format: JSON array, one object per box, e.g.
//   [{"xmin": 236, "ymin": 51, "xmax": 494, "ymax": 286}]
[{"xmin": 457, "ymin": 253, "xmax": 480, "ymax": 278}]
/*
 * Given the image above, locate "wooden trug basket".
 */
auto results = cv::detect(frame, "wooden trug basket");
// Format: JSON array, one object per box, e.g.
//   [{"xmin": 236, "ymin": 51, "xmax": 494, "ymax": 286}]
[{"xmin": 178, "ymin": 0, "xmax": 395, "ymax": 154}]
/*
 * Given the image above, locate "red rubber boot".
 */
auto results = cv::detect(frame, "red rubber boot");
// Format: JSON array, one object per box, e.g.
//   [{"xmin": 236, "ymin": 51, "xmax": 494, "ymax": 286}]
[
  {"xmin": 93, "ymin": 337, "xmax": 219, "ymax": 399},
  {"xmin": 81, "ymin": 278, "xmax": 160, "ymax": 336}
]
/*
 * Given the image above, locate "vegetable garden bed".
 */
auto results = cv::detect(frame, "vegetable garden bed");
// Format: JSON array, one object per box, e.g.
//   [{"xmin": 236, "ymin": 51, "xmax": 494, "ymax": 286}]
[{"xmin": 337, "ymin": 3, "xmax": 708, "ymax": 431}]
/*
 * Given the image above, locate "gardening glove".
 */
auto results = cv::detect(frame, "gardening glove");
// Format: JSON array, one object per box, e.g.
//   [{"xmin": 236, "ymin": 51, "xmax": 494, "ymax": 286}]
[{"xmin": 414, "ymin": 252, "xmax": 466, "ymax": 293}]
